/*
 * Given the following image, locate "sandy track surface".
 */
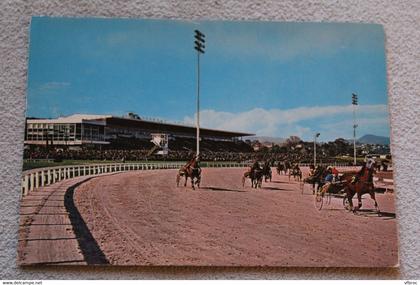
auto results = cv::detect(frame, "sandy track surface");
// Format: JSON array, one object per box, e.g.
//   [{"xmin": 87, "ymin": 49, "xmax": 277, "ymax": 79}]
[
  {"xmin": 18, "ymin": 174, "xmax": 114, "ymax": 265},
  {"xmin": 73, "ymin": 167, "xmax": 398, "ymax": 267},
  {"xmin": 18, "ymin": 177, "xmax": 95, "ymax": 265}
]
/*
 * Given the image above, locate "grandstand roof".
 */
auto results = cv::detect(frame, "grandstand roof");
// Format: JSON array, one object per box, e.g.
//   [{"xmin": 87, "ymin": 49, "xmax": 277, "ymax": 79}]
[
  {"xmin": 27, "ymin": 114, "xmax": 110, "ymax": 125},
  {"xmin": 27, "ymin": 114, "xmax": 254, "ymax": 138}
]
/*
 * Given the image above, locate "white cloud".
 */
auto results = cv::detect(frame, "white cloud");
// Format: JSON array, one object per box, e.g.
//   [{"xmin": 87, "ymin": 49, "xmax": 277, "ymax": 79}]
[
  {"xmin": 183, "ymin": 104, "xmax": 388, "ymax": 140},
  {"xmin": 322, "ymin": 117, "xmax": 390, "ymax": 130}
]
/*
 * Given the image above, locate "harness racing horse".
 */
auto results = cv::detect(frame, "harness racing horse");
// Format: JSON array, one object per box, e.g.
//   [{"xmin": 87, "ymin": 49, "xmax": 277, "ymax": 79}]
[
  {"xmin": 262, "ymin": 161, "xmax": 272, "ymax": 182},
  {"xmin": 284, "ymin": 161, "xmax": 291, "ymax": 175},
  {"xmin": 301, "ymin": 166, "xmax": 326, "ymax": 194},
  {"xmin": 289, "ymin": 164, "xmax": 302, "ymax": 181},
  {"xmin": 242, "ymin": 166, "xmax": 264, "ymax": 188},
  {"xmin": 276, "ymin": 162, "xmax": 286, "ymax": 175},
  {"xmin": 343, "ymin": 160, "xmax": 379, "ymax": 213},
  {"xmin": 176, "ymin": 158, "xmax": 201, "ymax": 190}
]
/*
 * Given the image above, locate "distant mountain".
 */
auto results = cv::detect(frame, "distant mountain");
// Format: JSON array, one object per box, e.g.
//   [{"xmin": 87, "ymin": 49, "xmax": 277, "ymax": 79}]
[
  {"xmin": 247, "ymin": 136, "xmax": 286, "ymax": 146},
  {"xmin": 357, "ymin": 134, "xmax": 390, "ymax": 145}
]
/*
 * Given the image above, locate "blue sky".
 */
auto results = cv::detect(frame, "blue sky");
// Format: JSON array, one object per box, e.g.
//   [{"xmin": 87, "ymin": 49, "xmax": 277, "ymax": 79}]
[{"xmin": 27, "ymin": 17, "xmax": 390, "ymax": 141}]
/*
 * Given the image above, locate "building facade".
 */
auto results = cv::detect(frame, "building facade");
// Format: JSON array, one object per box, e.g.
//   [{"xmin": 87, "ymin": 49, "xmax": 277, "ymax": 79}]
[{"xmin": 24, "ymin": 114, "xmax": 253, "ymax": 148}]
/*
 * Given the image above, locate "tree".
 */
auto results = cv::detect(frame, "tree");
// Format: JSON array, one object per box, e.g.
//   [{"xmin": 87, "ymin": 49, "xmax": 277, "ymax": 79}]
[
  {"xmin": 285, "ymin": 136, "xmax": 302, "ymax": 147},
  {"xmin": 334, "ymin": 138, "xmax": 351, "ymax": 156}
]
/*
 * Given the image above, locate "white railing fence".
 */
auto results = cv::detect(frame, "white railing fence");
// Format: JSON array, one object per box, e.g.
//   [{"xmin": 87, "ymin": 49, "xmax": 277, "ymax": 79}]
[
  {"xmin": 21, "ymin": 162, "xmax": 182, "ymax": 197},
  {"xmin": 20, "ymin": 161, "xmax": 366, "ymax": 197},
  {"xmin": 20, "ymin": 161, "xmax": 253, "ymax": 197}
]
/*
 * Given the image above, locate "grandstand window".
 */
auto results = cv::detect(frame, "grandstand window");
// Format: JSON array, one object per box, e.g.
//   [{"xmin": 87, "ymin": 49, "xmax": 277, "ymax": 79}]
[
  {"xmin": 53, "ymin": 125, "xmax": 58, "ymax": 141},
  {"xmin": 75, "ymin": 123, "xmax": 81, "ymax": 140}
]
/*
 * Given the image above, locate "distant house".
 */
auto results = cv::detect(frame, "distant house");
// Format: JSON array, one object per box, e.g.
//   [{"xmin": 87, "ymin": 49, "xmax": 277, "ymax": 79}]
[{"xmin": 252, "ymin": 141, "xmax": 263, "ymax": 151}]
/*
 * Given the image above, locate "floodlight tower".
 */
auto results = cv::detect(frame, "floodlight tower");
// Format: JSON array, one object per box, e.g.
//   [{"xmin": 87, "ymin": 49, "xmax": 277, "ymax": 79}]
[
  {"xmin": 352, "ymin": 93, "xmax": 358, "ymax": 165},
  {"xmin": 314, "ymin": 133, "xmax": 320, "ymax": 167},
  {"xmin": 194, "ymin": 30, "xmax": 205, "ymax": 158}
]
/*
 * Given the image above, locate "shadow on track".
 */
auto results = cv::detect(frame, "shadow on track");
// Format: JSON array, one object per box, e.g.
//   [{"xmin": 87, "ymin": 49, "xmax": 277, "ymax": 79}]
[
  {"xmin": 65, "ymin": 178, "xmax": 110, "ymax": 265},
  {"xmin": 201, "ymin": 186, "xmax": 246, "ymax": 193},
  {"xmin": 324, "ymin": 208, "xmax": 346, "ymax": 212},
  {"xmin": 270, "ymin": 180, "xmax": 289, "ymax": 184},
  {"xmin": 262, "ymin": 186, "xmax": 294, "ymax": 191},
  {"xmin": 355, "ymin": 209, "xmax": 396, "ymax": 220}
]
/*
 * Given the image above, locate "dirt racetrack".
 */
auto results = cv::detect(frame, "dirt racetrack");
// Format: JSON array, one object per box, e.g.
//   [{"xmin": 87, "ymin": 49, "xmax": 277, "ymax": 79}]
[{"xmin": 72, "ymin": 167, "xmax": 398, "ymax": 267}]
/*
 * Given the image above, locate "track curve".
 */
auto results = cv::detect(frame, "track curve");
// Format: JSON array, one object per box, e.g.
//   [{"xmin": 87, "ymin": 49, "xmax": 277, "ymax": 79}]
[{"xmin": 74, "ymin": 167, "xmax": 398, "ymax": 266}]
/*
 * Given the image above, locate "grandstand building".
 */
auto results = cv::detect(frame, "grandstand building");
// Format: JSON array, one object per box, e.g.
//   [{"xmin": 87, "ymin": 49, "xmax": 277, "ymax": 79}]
[{"xmin": 24, "ymin": 114, "xmax": 253, "ymax": 149}]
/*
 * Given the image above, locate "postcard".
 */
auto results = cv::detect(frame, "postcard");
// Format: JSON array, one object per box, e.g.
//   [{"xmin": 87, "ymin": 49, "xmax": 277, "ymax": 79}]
[{"xmin": 18, "ymin": 17, "xmax": 397, "ymax": 266}]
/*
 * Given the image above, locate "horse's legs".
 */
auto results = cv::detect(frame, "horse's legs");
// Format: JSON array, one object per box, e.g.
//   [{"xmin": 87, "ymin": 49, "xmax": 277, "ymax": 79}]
[
  {"xmin": 356, "ymin": 190, "xmax": 362, "ymax": 210},
  {"xmin": 345, "ymin": 186, "xmax": 355, "ymax": 211},
  {"xmin": 184, "ymin": 175, "xmax": 188, "ymax": 187},
  {"xmin": 197, "ymin": 176, "xmax": 201, "ymax": 188},
  {"xmin": 242, "ymin": 175, "xmax": 246, "ymax": 187},
  {"xmin": 255, "ymin": 177, "xmax": 261, "ymax": 188},
  {"xmin": 317, "ymin": 182, "xmax": 322, "ymax": 192},
  {"xmin": 369, "ymin": 189, "xmax": 380, "ymax": 212},
  {"xmin": 176, "ymin": 173, "xmax": 180, "ymax": 187}
]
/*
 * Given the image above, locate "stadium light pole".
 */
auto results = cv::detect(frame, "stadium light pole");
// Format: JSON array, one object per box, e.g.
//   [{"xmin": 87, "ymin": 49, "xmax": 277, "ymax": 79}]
[
  {"xmin": 194, "ymin": 30, "xmax": 205, "ymax": 159},
  {"xmin": 352, "ymin": 93, "xmax": 358, "ymax": 165},
  {"xmin": 314, "ymin": 133, "xmax": 320, "ymax": 167}
]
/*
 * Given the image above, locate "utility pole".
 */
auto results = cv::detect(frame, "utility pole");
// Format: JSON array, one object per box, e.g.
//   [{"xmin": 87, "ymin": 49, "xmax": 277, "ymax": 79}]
[
  {"xmin": 352, "ymin": 93, "xmax": 358, "ymax": 165},
  {"xmin": 194, "ymin": 30, "xmax": 205, "ymax": 159},
  {"xmin": 314, "ymin": 133, "xmax": 320, "ymax": 167}
]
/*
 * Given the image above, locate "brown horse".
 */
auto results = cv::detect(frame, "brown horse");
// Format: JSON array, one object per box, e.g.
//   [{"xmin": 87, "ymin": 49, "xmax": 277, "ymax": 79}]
[
  {"xmin": 301, "ymin": 165, "xmax": 324, "ymax": 194},
  {"xmin": 343, "ymin": 163, "xmax": 379, "ymax": 213},
  {"xmin": 176, "ymin": 158, "xmax": 201, "ymax": 190},
  {"xmin": 276, "ymin": 162, "xmax": 286, "ymax": 175},
  {"xmin": 242, "ymin": 167, "xmax": 263, "ymax": 188},
  {"xmin": 262, "ymin": 161, "xmax": 272, "ymax": 182},
  {"xmin": 289, "ymin": 165, "xmax": 302, "ymax": 181}
]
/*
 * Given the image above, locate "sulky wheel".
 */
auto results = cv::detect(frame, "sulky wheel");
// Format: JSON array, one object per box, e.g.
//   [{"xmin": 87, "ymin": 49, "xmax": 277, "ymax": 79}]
[
  {"xmin": 326, "ymin": 192, "xmax": 332, "ymax": 206},
  {"xmin": 315, "ymin": 191, "xmax": 324, "ymax": 210}
]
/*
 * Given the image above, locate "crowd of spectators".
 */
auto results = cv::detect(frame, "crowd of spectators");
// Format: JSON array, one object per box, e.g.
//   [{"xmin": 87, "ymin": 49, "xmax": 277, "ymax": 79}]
[
  {"xmin": 24, "ymin": 147, "xmax": 349, "ymax": 165},
  {"xmin": 23, "ymin": 137, "xmax": 355, "ymax": 165}
]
